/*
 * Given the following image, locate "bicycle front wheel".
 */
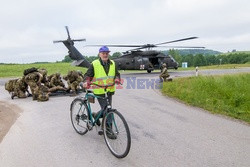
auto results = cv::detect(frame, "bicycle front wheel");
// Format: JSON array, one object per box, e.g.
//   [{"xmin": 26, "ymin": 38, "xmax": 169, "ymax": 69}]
[
  {"xmin": 70, "ymin": 98, "xmax": 89, "ymax": 135},
  {"xmin": 103, "ymin": 109, "xmax": 131, "ymax": 158}
]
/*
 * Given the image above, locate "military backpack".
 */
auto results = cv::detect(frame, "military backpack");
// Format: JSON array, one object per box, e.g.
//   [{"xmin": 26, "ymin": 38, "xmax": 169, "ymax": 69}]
[{"xmin": 23, "ymin": 67, "xmax": 38, "ymax": 76}]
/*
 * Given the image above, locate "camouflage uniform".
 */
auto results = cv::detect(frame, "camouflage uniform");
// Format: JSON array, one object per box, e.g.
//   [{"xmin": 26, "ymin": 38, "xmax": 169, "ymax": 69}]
[
  {"xmin": 77, "ymin": 70, "xmax": 84, "ymax": 80},
  {"xmin": 38, "ymin": 69, "xmax": 50, "ymax": 87},
  {"xmin": 47, "ymin": 74, "xmax": 54, "ymax": 83},
  {"xmin": 36, "ymin": 85, "xmax": 50, "ymax": 102},
  {"xmin": 63, "ymin": 70, "xmax": 83, "ymax": 96},
  {"xmin": 77, "ymin": 70, "xmax": 84, "ymax": 90},
  {"xmin": 49, "ymin": 73, "xmax": 66, "ymax": 92},
  {"xmin": 159, "ymin": 63, "xmax": 170, "ymax": 82},
  {"xmin": 5, "ymin": 79, "xmax": 18, "ymax": 94},
  {"xmin": 25, "ymin": 71, "xmax": 43, "ymax": 100},
  {"xmin": 12, "ymin": 76, "xmax": 29, "ymax": 99}
]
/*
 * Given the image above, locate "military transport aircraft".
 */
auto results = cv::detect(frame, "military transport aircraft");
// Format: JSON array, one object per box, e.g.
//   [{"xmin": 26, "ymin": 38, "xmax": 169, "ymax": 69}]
[{"xmin": 54, "ymin": 26, "xmax": 204, "ymax": 73}]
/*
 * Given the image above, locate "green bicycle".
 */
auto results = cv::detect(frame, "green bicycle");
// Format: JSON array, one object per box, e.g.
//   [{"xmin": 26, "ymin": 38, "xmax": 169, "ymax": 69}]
[{"xmin": 70, "ymin": 83, "xmax": 131, "ymax": 158}]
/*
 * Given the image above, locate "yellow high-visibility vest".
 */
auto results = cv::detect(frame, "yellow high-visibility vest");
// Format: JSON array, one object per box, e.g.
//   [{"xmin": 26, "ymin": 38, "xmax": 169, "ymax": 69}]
[{"xmin": 92, "ymin": 59, "xmax": 116, "ymax": 95}]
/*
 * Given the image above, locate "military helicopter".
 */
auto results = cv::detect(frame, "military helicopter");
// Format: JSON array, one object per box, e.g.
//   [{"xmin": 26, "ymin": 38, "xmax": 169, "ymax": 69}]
[{"xmin": 54, "ymin": 26, "xmax": 204, "ymax": 73}]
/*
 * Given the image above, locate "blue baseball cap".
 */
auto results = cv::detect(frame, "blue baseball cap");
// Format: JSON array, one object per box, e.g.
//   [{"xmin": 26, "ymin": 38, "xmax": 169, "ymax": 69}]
[{"xmin": 99, "ymin": 46, "xmax": 110, "ymax": 53}]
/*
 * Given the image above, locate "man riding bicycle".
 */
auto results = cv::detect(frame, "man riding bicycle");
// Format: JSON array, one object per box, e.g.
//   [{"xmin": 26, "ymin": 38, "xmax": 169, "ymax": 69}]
[{"xmin": 82, "ymin": 46, "xmax": 121, "ymax": 126}]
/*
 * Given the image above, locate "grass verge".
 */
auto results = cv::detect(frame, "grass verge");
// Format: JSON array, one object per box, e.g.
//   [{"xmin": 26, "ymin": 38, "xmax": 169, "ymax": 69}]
[
  {"xmin": 0, "ymin": 63, "xmax": 87, "ymax": 78},
  {"xmin": 174, "ymin": 64, "xmax": 250, "ymax": 71},
  {"xmin": 162, "ymin": 73, "xmax": 250, "ymax": 123}
]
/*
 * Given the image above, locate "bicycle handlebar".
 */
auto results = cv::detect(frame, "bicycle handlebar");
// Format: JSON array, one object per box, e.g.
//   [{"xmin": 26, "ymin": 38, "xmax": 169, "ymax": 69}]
[
  {"xmin": 81, "ymin": 81, "xmax": 122, "ymax": 94},
  {"xmin": 90, "ymin": 82, "xmax": 116, "ymax": 88}
]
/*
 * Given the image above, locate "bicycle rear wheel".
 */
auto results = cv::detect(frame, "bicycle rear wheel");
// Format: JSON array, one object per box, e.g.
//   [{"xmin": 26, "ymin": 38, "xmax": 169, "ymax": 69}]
[
  {"xmin": 70, "ymin": 98, "xmax": 89, "ymax": 135},
  {"xmin": 103, "ymin": 109, "xmax": 131, "ymax": 158}
]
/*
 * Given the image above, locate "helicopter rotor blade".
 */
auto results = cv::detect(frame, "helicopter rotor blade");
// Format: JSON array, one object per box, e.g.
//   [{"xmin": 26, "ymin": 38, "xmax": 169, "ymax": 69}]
[
  {"xmin": 65, "ymin": 26, "xmax": 71, "ymax": 39},
  {"xmin": 157, "ymin": 46, "xmax": 205, "ymax": 49},
  {"xmin": 84, "ymin": 36, "xmax": 201, "ymax": 52},
  {"xmin": 126, "ymin": 47, "xmax": 147, "ymax": 52},
  {"xmin": 155, "ymin": 37, "xmax": 198, "ymax": 46},
  {"xmin": 126, "ymin": 45, "xmax": 204, "ymax": 51},
  {"xmin": 125, "ymin": 44, "xmax": 157, "ymax": 51},
  {"xmin": 86, "ymin": 44, "xmax": 142, "ymax": 47}
]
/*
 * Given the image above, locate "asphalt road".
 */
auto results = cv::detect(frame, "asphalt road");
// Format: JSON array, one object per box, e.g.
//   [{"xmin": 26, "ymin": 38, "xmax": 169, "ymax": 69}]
[{"xmin": 0, "ymin": 68, "xmax": 250, "ymax": 167}]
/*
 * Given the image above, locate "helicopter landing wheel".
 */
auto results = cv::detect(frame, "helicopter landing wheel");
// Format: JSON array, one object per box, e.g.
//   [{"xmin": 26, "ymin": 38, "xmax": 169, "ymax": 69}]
[{"xmin": 147, "ymin": 70, "xmax": 152, "ymax": 73}]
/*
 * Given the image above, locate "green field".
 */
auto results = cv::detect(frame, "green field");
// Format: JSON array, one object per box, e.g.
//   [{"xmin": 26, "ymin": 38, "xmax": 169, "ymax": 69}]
[
  {"xmin": 162, "ymin": 73, "xmax": 250, "ymax": 123},
  {"xmin": 0, "ymin": 63, "xmax": 87, "ymax": 78},
  {"xmin": 172, "ymin": 64, "xmax": 250, "ymax": 71},
  {"xmin": 1, "ymin": 63, "xmax": 249, "ymax": 78}
]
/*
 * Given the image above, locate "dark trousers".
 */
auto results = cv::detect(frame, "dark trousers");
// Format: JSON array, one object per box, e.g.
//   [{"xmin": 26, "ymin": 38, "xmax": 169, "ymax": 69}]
[
  {"xmin": 97, "ymin": 94, "xmax": 112, "ymax": 117},
  {"xmin": 97, "ymin": 94, "xmax": 113, "ymax": 131}
]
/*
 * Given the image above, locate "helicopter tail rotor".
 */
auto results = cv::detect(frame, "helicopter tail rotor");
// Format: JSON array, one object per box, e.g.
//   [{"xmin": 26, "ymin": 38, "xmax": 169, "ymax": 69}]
[
  {"xmin": 53, "ymin": 26, "xmax": 90, "ymax": 68},
  {"xmin": 53, "ymin": 40, "xmax": 65, "ymax": 43},
  {"xmin": 65, "ymin": 26, "xmax": 71, "ymax": 39},
  {"xmin": 72, "ymin": 39, "xmax": 86, "ymax": 42},
  {"xmin": 53, "ymin": 26, "xmax": 86, "ymax": 44}
]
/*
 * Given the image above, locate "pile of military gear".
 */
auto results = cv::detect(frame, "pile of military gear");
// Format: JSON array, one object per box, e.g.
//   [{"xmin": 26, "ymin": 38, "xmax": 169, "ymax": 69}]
[{"xmin": 4, "ymin": 68, "xmax": 84, "ymax": 102}]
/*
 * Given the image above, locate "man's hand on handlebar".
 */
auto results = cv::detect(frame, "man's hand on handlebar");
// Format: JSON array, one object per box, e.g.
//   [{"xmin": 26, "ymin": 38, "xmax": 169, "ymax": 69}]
[{"xmin": 115, "ymin": 78, "xmax": 122, "ymax": 85}]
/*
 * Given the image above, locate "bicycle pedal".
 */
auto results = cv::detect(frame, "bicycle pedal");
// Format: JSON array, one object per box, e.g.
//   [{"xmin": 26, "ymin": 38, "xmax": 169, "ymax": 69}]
[{"xmin": 98, "ymin": 130, "xmax": 103, "ymax": 135}]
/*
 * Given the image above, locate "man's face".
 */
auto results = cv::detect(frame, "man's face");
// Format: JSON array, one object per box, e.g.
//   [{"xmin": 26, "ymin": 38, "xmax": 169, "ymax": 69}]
[{"xmin": 99, "ymin": 52, "xmax": 109, "ymax": 61}]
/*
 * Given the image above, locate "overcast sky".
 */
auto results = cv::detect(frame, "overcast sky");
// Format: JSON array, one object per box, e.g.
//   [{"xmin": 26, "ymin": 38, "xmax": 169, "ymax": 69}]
[{"xmin": 0, "ymin": 0, "xmax": 250, "ymax": 63}]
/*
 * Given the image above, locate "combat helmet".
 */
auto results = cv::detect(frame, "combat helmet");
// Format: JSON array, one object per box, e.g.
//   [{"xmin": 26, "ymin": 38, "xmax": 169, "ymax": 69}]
[
  {"xmin": 55, "ymin": 72, "xmax": 61, "ymax": 78},
  {"xmin": 77, "ymin": 70, "xmax": 82, "ymax": 75},
  {"xmin": 38, "ymin": 68, "xmax": 48, "ymax": 76}
]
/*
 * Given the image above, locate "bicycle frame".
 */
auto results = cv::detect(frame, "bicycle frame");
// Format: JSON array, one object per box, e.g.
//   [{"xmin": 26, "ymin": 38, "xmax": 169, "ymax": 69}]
[
  {"xmin": 84, "ymin": 90, "xmax": 110, "ymax": 127},
  {"xmin": 83, "ymin": 90, "xmax": 118, "ymax": 133},
  {"xmin": 71, "ymin": 82, "xmax": 130, "ymax": 158}
]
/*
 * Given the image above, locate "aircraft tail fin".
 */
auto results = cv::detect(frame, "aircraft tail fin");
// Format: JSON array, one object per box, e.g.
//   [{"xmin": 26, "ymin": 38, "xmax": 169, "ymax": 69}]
[
  {"xmin": 54, "ymin": 26, "xmax": 91, "ymax": 68},
  {"xmin": 71, "ymin": 59, "xmax": 91, "ymax": 68}
]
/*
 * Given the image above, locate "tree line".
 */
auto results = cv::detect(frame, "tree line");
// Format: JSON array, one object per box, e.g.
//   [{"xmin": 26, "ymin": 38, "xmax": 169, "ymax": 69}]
[{"xmin": 169, "ymin": 49, "xmax": 250, "ymax": 67}]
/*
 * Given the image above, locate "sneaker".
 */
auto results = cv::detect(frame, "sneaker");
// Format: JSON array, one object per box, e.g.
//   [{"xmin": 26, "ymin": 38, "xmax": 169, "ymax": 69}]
[
  {"xmin": 106, "ymin": 130, "xmax": 117, "ymax": 140},
  {"xmin": 92, "ymin": 112, "xmax": 101, "ymax": 126},
  {"xmin": 98, "ymin": 130, "xmax": 103, "ymax": 135},
  {"xmin": 106, "ymin": 125, "xmax": 117, "ymax": 139}
]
